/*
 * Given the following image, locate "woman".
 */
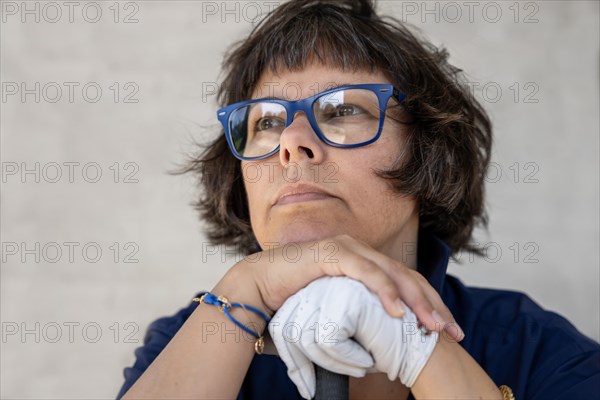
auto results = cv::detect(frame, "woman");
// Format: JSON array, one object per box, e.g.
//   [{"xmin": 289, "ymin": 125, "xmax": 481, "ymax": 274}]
[{"xmin": 117, "ymin": 1, "xmax": 600, "ymax": 399}]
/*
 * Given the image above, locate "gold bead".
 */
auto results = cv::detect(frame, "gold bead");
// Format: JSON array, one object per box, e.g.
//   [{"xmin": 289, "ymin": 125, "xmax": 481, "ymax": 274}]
[
  {"xmin": 255, "ymin": 336, "xmax": 265, "ymax": 354},
  {"xmin": 193, "ymin": 294, "xmax": 207, "ymax": 304},
  {"xmin": 499, "ymin": 385, "xmax": 515, "ymax": 400}
]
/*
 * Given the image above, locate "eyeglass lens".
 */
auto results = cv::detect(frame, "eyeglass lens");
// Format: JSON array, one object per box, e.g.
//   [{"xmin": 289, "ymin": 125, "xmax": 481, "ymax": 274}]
[{"xmin": 228, "ymin": 88, "xmax": 383, "ymax": 158}]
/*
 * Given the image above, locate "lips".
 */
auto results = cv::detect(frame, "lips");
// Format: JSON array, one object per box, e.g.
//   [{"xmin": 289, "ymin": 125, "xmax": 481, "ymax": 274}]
[
  {"xmin": 276, "ymin": 191, "xmax": 335, "ymax": 206},
  {"xmin": 273, "ymin": 183, "xmax": 337, "ymax": 206}
]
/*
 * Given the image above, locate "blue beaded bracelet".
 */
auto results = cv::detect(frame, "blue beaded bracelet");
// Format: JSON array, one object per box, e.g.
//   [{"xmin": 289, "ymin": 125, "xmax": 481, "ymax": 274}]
[{"xmin": 193, "ymin": 291, "xmax": 271, "ymax": 354}]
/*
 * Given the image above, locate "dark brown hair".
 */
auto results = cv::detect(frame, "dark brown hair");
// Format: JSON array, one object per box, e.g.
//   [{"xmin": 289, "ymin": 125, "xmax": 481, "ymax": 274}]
[{"xmin": 178, "ymin": 0, "xmax": 492, "ymax": 257}]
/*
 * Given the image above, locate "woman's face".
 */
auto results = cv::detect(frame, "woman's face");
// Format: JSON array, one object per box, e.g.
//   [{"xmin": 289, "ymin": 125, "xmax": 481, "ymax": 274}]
[{"xmin": 242, "ymin": 63, "xmax": 419, "ymax": 262}]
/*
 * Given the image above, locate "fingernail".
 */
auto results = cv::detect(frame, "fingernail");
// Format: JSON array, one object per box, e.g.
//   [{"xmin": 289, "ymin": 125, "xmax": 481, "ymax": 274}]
[
  {"xmin": 433, "ymin": 310, "xmax": 465, "ymax": 341},
  {"xmin": 394, "ymin": 298, "xmax": 406, "ymax": 316},
  {"xmin": 446, "ymin": 322, "xmax": 465, "ymax": 342}
]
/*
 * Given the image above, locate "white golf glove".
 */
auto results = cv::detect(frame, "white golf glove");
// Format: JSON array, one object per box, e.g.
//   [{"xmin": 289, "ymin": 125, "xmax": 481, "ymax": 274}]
[{"xmin": 268, "ymin": 276, "xmax": 439, "ymax": 399}]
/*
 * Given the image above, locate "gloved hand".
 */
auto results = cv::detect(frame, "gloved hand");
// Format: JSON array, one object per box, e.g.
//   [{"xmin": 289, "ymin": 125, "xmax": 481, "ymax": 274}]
[{"xmin": 268, "ymin": 276, "xmax": 439, "ymax": 399}]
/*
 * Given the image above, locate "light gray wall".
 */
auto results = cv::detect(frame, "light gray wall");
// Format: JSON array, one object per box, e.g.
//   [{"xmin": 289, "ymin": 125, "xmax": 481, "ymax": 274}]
[{"xmin": 1, "ymin": 1, "xmax": 598, "ymax": 398}]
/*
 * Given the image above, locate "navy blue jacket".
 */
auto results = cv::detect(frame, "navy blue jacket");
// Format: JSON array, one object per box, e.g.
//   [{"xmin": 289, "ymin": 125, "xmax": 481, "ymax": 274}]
[{"xmin": 116, "ymin": 231, "xmax": 600, "ymax": 399}]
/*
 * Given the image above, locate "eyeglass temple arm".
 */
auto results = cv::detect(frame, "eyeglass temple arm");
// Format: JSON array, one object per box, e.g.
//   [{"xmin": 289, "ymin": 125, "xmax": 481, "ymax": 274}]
[{"xmin": 393, "ymin": 88, "xmax": 407, "ymax": 102}]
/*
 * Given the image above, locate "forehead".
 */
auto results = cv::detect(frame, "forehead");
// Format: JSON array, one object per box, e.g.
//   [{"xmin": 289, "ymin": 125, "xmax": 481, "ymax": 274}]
[{"xmin": 251, "ymin": 63, "xmax": 392, "ymax": 101}]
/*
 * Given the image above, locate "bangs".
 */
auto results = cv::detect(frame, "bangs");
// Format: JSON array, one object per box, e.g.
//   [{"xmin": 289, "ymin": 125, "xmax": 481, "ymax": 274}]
[
  {"xmin": 259, "ymin": 10, "xmax": 381, "ymax": 76},
  {"xmin": 218, "ymin": 2, "xmax": 395, "ymax": 105}
]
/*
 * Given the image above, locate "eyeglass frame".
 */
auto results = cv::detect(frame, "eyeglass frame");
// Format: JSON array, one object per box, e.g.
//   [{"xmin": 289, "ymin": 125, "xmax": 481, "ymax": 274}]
[{"xmin": 216, "ymin": 83, "xmax": 407, "ymax": 161}]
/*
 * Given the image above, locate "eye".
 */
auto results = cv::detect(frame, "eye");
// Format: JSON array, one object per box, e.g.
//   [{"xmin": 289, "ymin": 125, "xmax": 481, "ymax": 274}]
[
  {"xmin": 335, "ymin": 104, "xmax": 362, "ymax": 117},
  {"xmin": 255, "ymin": 117, "xmax": 285, "ymax": 132},
  {"xmin": 321, "ymin": 103, "xmax": 366, "ymax": 118}
]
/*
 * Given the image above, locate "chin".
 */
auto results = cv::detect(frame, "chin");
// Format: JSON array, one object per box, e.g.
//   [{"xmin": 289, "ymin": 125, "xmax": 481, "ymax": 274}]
[{"xmin": 274, "ymin": 223, "xmax": 338, "ymax": 246}]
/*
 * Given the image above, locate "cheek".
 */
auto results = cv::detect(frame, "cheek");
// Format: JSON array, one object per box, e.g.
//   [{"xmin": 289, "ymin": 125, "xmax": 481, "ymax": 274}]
[
  {"xmin": 341, "ymin": 140, "xmax": 400, "ymax": 193},
  {"xmin": 379, "ymin": 120, "xmax": 408, "ymax": 162},
  {"xmin": 341, "ymin": 137, "xmax": 413, "ymax": 219},
  {"xmin": 241, "ymin": 162, "xmax": 260, "ymax": 216},
  {"xmin": 241, "ymin": 161, "xmax": 274, "ymax": 234}
]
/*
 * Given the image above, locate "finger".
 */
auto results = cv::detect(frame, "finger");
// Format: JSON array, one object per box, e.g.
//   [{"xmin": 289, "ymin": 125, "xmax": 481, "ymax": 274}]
[
  {"xmin": 291, "ymin": 288, "xmax": 372, "ymax": 376},
  {"xmin": 403, "ymin": 296, "xmax": 460, "ymax": 342},
  {"xmin": 318, "ymin": 247, "xmax": 405, "ymax": 319},
  {"xmin": 301, "ymin": 335, "xmax": 370, "ymax": 377},
  {"xmin": 319, "ymin": 336, "xmax": 374, "ymax": 369},
  {"xmin": 270, "ymin": 301, "xmax": 316, "ymax": 400},
  {"xmin": 390, "ymin": 276, "xmax": 443, "ymax": 336},
  {"xmin": 405, "ymin": 272, "xmax": 446, "ymax": 329},
  {"xmin": 289, "ymin": 358, "xmax": 315, "ymax": 400},
  {"xmin": 275, "ymin": 323, "xmax": 316, "ymax": 398},
  {"xmin": 298, "ymin": 311, "xmax": 372, "ymax": 376},
  {"xmin": 413, "ymin": 275, "xmax": 464, "ymax": 341}
]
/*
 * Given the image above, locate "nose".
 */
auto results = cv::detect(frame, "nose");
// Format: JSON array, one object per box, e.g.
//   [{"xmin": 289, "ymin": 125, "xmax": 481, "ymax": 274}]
[{"xmin": 278, "ymin": 111, "xmax": 326, "ymax": 167}]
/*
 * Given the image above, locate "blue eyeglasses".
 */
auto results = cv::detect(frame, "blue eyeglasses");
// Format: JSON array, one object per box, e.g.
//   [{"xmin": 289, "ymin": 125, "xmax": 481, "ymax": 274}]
[{"xmin": 217, "ymin": 83, "xmax": 406, "ymax": 161}]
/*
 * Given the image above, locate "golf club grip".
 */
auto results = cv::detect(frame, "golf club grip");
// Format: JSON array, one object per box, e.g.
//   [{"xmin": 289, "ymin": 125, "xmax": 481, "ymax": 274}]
[{"xmin": 314, "ymin": 364, "xmax": 349, "ymax": 400}]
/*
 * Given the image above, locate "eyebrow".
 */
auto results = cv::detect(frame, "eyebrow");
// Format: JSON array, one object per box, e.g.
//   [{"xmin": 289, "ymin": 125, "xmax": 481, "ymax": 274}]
[{"xmin": 253, "ymin": 82, "xmax": 356, "ymax": 101}]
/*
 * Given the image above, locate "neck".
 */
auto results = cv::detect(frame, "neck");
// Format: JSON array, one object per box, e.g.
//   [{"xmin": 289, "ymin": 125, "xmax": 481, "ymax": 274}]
[{"xmin": 377, "ymin": 215, "xmax": 419, "ymax": 270}]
